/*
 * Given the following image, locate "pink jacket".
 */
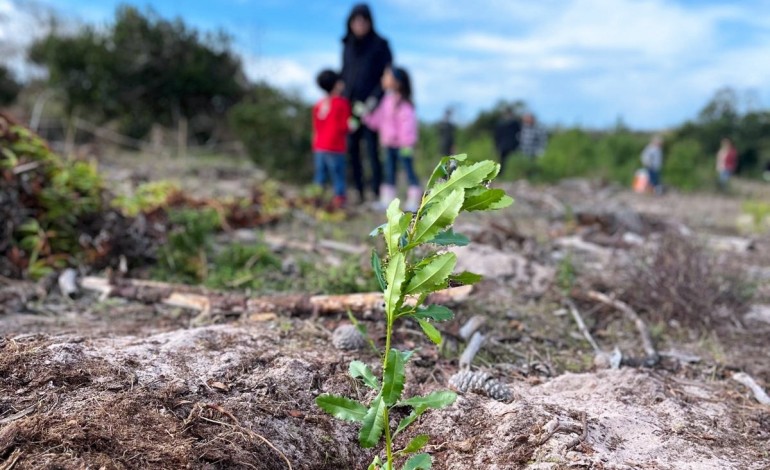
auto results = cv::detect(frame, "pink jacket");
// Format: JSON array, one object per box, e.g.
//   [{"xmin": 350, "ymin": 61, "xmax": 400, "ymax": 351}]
[{"xmin": 363, "ymin": 92, "xmax": 418, "ymax": 149}]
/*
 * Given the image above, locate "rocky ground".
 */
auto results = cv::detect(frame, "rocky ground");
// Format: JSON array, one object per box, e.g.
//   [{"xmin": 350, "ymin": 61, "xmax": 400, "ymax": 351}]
[{"xmin": 2, "ymin": 155, "xmax": 770, "ymax": 469}]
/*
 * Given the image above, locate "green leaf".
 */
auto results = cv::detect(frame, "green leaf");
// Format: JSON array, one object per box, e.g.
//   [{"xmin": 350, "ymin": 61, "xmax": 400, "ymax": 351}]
[
  {"xmin": 405, "ymin": 252, "xmax": 456, "ymax": 295},
  {"xmin": 369, "ymin": 223, "xmax": 387, "ymax": 237},
  {"xmin": 382, "ymin": 349, "xmax": 406, "ymax": 406},
  {"xmin": 400, "ymin": 350, "xmax": 415, "ymax": 364},
  {"xmin": 489, "ymin": 194, "xmax": 514, "ymax": 210},
  {"xmin": 399, "ymin": 390, "xmax": 457, "ymax": 410},
  {"xmin": 422, "ymin": 160, "xmax": 497, "ymax": 210},
  {"xmin": 418, "ymin": 319, "xmax": 442, "ymax": 345},
  {"xmin": 349, "ymin": 361, "xmax": 379, "ymax": 389},
  {"xmin": 368, "ymin": 455, "xmax": 384, "ymax": 470},
  {"xmin": 410, "ymin": 189, "xmax": 464, "ymax": 246},
  {"xmin": 461, "ymin": 188, "xmax": 506, "ymax": 212},
  {"xmin": 384, "ymin": 252, "xmax": 406, "ymax": 319},
  {"xmin": 371, "ymin": 250, "xmax": 386, "ymax": 291},
  {"xmin": 359, "ymin": 396, "xmax": 387, "ymax": 448},
  {"xmin": 426, "ymin": 154, "xmax": 468, "ymax": 190},
  {"xmin": 394, "ymin": 405, "xmax": 428, "ymax": 437},
  {"xmin": 400, "ymin": 434, "xmax": 429, "ymax": 455},
  {"xmin": 385, "ymin": 199, "xmax": 412, "ymax": 256},
  {"xmin": 412, "ymin": 305, "xmax": 454, "ymax": 322},
  {"xmin": 402, "ymin": 453, "xmax": 432, "ymax": 470},
  {"xmin": 449, "ymin": 271, "xmax": 483, "ymax": 286},
  {"xmin": 428, "ymin": 229, "xmax": 470, "ymax": 246},
  {"xmin": 316, "ymin": 394, "xmax": 368, "ymax": 423}
]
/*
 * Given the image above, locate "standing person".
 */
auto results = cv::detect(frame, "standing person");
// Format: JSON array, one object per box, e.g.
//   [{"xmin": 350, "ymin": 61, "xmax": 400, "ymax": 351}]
[
  {"xmin": 493, "ymin": 107, "xmax": 521, "ymax": 177},
  {"xmin": 715, "ymin": 137, "xmax": 738, "ymax": 190},
  {"xmin": 640, "ymin": 135, "xmax": 664, "ymax": 194},
  {"xmin": 341, "ymin": 3, "xmax": 393, "ymax": 203},
  {"xmin": 437, "ymin": 107, "xmax": 456, "ymax": 157},
  {"xmin": 363, "ymin": 66, "xmax": 420, "ymax": 212},
  {"xmin": 519, "ymin": 112, "xmax": 547, "ymax": 159},
  {"xmin": 312, "ymin": 70, "xmax": 352, "ymax": 208}
]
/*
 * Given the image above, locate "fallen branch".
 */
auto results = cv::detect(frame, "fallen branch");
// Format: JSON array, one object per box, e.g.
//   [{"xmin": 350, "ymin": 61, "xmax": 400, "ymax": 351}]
[
  {"xmin": 459, "ymin": 332, "xmax": 485, "ymax": 369},
  {"xmin": 565, "ymin": 411, "xmax": 588, "ymax": 450},
  {"xmin": 732, "ymin": 372, "xmax": 770, "ymax": 405},
  {"xmin": 564, "ymin": 299, "xmax": 602, "ymax": 354},
  {"xmin": 586, "ymin": 290, "xmax": 659, "ymax": 365},
  {"xmin": 458, "ymin": 315, "xmax": 486, "ymax": 341},
  {"xmin": 80, "ymin": 276, "xmax": 471, "ymax": 322}
]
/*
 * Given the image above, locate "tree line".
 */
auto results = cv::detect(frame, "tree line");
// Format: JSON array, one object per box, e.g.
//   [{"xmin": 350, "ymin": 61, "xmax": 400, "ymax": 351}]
[{"xmin": 2, "ymin": 5, "xmax": 768, "ymax": 189}]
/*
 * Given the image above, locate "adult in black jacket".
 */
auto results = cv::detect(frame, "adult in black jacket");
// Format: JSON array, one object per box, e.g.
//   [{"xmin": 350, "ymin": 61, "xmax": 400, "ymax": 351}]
[
  {"xmin": 342, "ymin": 3, "xmax": 392, "ymax": 202},
  {"xmin": 493, "ymin": 107, "xmax": 521, "ymax": 177}
]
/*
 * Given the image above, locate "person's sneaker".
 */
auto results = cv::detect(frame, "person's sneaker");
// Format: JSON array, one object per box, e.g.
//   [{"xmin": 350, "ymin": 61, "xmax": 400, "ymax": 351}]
[{"xmin": 332, "ymin": 195, "xmax": 347, "ymax": 209}]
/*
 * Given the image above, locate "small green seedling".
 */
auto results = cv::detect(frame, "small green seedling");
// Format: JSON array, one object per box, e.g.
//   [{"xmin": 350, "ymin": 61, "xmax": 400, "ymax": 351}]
[{"xmin": 316, "ymin": 155, "xmax": 513, "ymax": 470}]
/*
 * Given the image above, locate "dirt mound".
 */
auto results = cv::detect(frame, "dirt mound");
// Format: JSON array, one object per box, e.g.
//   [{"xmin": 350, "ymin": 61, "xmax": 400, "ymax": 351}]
[{"xmin": 2, "ymin": 324, "xmax": 767, "ymax": 469}]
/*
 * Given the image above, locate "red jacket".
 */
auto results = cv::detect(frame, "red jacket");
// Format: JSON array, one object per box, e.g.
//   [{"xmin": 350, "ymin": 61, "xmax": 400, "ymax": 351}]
[{"xmin": 312, "ymin": 96, "xmax": 351, "ymax": 153}]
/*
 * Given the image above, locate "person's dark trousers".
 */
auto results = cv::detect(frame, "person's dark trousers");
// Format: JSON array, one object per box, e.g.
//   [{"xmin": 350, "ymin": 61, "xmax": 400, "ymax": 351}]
[
  {"xmin": 347, "ymin": 125, "xmax": 382, "ymax": 202},
  {"xmin": 498, "ymin": 149, "xmax": 512, "ymax": 178}
]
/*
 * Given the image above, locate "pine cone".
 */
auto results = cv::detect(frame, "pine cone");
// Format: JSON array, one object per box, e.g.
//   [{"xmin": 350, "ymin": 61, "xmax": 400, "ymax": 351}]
[
  {"xmin": 449, "ymin": 370, "xmax": 513, "ymax": 402},
  {"xmin": 332, "ymin": 324, "xmax": 367, "ymax": 351}
]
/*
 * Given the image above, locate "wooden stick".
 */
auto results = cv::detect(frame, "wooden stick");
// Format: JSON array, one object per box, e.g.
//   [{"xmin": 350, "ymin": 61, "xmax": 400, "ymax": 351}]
[
  {"xmin": 565, "ymin": 299, "xmax": 602, "ymax": 354},
  {"xmin": 459, "ymin": 332, "xmax": 485, "ymax": 369},
  {"xmin": 458, "ymin": 315, "xmax": 486, "ymax": 341},
  {"xmin": 586, "ymin": 290, "xmax": 659, "ymax": 364},
  {"xmin": 732, "ymin": 372, "xmax": 770, "ymax": 405}
]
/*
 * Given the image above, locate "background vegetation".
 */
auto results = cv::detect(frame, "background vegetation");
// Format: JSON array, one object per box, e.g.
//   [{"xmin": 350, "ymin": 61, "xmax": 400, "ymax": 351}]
[{"xmin": 3, "ymin": 5, "xmax": 770, "ymax": 191}]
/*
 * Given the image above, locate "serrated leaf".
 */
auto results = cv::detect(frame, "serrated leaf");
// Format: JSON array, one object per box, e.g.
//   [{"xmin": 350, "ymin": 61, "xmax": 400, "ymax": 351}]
[
  {"xmin": 402, "ymin": 453, "xmax": 432, "ymax": 470},
  {"xmin": 449, "ymin": 271, "xmax": 483, "ymax": 286},
  {"xmin": 400, "ymin": 434, "xmax": 429, "ymax": 455},
  {"xmin": 349, "ymin": 361, "xmax": 379, "ymax": 389},
  {"xmin": 368, "ymin": 455, "xmax": 384, "ymax": 470},
  {"xmin": 382, "ymin": 349, "xmax": 406, "ymax": 406},
  {"xmin": 359, "ymin": 395, "xmax": 387, "ymax": 448},
  {"xmin": 428, "ymin": 229, "xmax": 469, "ymax": 246},
  {"xmin": 405, "ymin": 252, "xmax": 456, "ymax": 295},
  {"xmin": 412, "ymin": 305, "xmax": 454, "ymax": 322},
  {"xmin": 369, "ymin": 223, "xmax": 387, "ymax": 237},
  {"xmin": 422, "ymin": 160, "xmax": 497, "ymax": 210},
  {"xmin": 316, "ymin": 394, "xmax": 367, "ymax": 422},
  {"xmin": 489, "ymin": 194, "xmax": 514, "ymax": 210},
  {"xmin": 417, "ymin": 319, "xmax": 442, "ymax": 345},
  {"xmin": 399, "ymin": 390, "xmax": 457, "ymax": 410},
  {"xmin": 461, "ymin": 188, "xmax": 506, "ymax": 212},
  {"xmin": 385, "ymin": 199, "xmax": 411, "ymax": 256},
  {"xmin": 394, "ymin": 404, "xmax": 427, "ymax": 437},
  {"xmin": 410, "ymin": 189, "xmax": 464, "ymax": 246},
  {"xmin": 384, "ymin": 252, "xmax": 406, "ymax": 319},
  {"xmin": 371, "ymin": 250, "xmax": 386, "ymax": 291}
]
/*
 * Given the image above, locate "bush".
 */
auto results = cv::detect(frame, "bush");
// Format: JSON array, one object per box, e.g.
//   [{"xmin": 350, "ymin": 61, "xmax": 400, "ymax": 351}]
[{"xmin": 663, "ymin": 138, "xmax": 712, "ymax": 191}]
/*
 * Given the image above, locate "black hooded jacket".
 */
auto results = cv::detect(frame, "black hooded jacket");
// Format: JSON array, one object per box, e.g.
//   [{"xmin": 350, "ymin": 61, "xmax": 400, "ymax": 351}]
[{"xmin": 341, "ymin": 4, "xmax": 393, "ymax": 106}]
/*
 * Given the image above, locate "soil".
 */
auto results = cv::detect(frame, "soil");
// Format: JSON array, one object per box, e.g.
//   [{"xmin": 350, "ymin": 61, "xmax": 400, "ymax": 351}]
[{"xmin": 2, "ymin": 154, "xmax": 770, "ymax": 470}]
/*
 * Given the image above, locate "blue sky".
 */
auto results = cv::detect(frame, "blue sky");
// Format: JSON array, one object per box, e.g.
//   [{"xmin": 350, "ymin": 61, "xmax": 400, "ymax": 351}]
[{"xmin": 2, "ymin": 0, "xmax": 769, "ymax": 129}]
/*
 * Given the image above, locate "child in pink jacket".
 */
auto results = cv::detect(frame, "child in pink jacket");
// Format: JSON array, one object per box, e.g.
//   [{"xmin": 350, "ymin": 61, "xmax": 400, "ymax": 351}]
[{"xmin": 363, "ymin": 66, "xmax": 421, "ymax": 211}]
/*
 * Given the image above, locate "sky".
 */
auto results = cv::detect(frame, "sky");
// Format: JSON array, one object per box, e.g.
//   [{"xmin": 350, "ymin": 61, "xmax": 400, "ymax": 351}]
[{"xmin": 2, "ymin": 0, "xmax": 769, "ymax": 129}]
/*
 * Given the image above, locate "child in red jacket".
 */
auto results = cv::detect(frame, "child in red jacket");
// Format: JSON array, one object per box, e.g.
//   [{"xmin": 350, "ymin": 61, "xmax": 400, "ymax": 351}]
[{"xmin": 313, "ymin": 69, "xmax": 351, "ymax": 208}]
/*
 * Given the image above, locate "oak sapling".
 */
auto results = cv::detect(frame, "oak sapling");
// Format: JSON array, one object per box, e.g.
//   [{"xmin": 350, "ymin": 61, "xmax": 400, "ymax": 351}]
[{"xmin": 316, "ymin": 155, "xmax": 513, "ymax": 470}]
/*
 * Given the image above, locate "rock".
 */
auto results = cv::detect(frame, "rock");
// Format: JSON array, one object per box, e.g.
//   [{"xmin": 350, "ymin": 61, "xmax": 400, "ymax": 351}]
[{"xmin": 331, "ymin": 324, "xmax": 367, "ymax": 351}]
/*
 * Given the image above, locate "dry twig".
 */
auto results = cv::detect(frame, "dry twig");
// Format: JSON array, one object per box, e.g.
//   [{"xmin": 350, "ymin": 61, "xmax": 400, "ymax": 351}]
[{"xmin": 587, "ymin": 290, "xmax": 659, "ymax": 365}]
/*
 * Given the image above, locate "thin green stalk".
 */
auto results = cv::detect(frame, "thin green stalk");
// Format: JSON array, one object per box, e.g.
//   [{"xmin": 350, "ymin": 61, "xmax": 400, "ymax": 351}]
[{"xmin": 383, "ymin": 406, "xmax": 393, "ymax": 469}]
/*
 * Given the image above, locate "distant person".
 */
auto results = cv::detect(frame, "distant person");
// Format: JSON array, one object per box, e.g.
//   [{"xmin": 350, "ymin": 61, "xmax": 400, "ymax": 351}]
[
  {"xmin": 519, "ymin": 113, "xmax": 547, "ymax": 159},
  {"xmin": 437, "ymin": 107, "xmax": 456, "ymax": 156},
  {"xmin": 312, "ymin": 69, "xmax": 351, "ymax": 208},
  {"xmin": 341, "ymin": 3, "xmax": 393, "ymax": 203},
  {"xmin": 715, "ymin": 137, "xmax": 738, "ymax": 190},
  {"xmin": 640, "ymin": 135, "xmax": 664, "ymax": 194},
  {"xmin": 363, "ymin": 66, "xmax": 420, "ymax": 212},
  {"xmin": 493, "ymin": 107, "xmax": 521, "ymax": 177}
]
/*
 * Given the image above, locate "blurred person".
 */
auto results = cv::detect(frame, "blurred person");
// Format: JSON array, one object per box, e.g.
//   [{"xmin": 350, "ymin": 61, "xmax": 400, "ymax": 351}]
[
  {"xmin": 715, "ymin": 137, "xmax": 738, "ymax": 190},
  {"xmin": 312, "ymin": 69, "xmax": 351, "ymax": 209},
  {"xmin": 341, "ymin": 3, "xmax": 393, "ymax": 203},
  {"xmin": 640, "ymin": 135, "xmax": 664, "ymax": 194},
  {"xmin": 493, "ymin": 107, "xmax": 521, "ymax": 177},
  {"xmin": 363, "ymin": 66, "xmax": 420, "ymax": 212},
  {"xmin": 519, "ymin": 112, "xmax": 547, "ymax": 159},
  {"xmin": 437, "ymin": 107, "xmax": 456, "ymax": 156}
]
